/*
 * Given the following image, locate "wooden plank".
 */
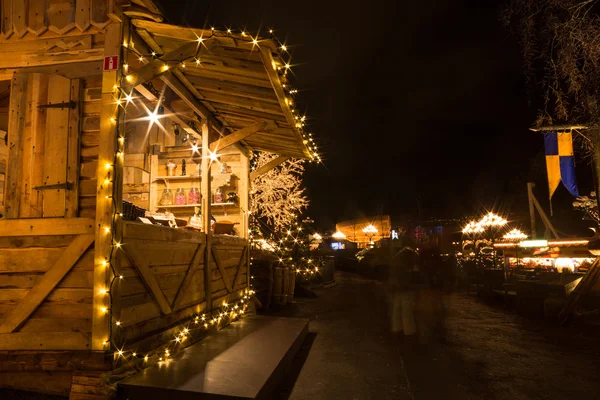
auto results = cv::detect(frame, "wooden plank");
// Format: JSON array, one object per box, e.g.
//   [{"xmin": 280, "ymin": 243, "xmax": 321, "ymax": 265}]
[
  {"xmin": 160, "ymin": 71, "xmax": 222, "ymax": 131},
  {"xmin": 2, "ymin": 0, "xmax": 14, "ymax": 38},
  {"xmin": 0, "ymin": 234, "xmax": 75, "ymax": 248},
  {"xmin": 0, "ymin": 234, "xmax": 94, "ymax": 333},
  {"xmin": 232, "ymin": 246, "xmax": 247, "ymax": 290},
  {"xmin": 13, "ymin": 0, "xmax": 27, "ymax": 37},
  {"xmin": 90, "ymin": 0, "xmax": 109, "ymax": 29},
  {"xmin": 0, "ymin": 332, "xmax": 91, "ymax": 350},
  {"xmin": 209, "ymin": 121, "xmax": 266, "ymax": 152},
  {"xmin": 42, "ymin": 74, "xmax": 71, "ymax": 217},
  {"xmin": 124, "ymin": 246, "xmax": 172, "ymax": 315},
  {"xmin": 19, "ymin": 317, "xmax": 92, "ymax": 332},
  {"xmin": 0, "ymin": 218, "xmax": 94, "ymax": 237},
  {"xmin": 0, "ymin": 248, "xmax": 64, "ymax": 272},
  {"xmin": 28, "ymin": 0, "xmax": 48, "ymax": 36},
  {"xmin": 47, "ymin": 0, "xmax": 76, "ymax": 34},
  {"xmin": 172, "ymin": 243, "xmax": 205, "ymax": 311},
  {"xmin": 250, "ymin": 155, "xmax": 290, "ymax": 180},
  {"xmin": 122, "ymin": 221, "xmax": 206, "ymax": 243},
  {"xmin": 185, "ymin": 74, "xmax": 278, "ymax": 103},
  {"xmin": 20, "ymin": 73, "xmax": 49, "ymax": 218},
  {"xmin": 75, "ymin": 0, "xmax": 91, "ymax": 31},
  {"xmin": 5, "ymin": 73, "xmax": 29, "ymax": 218},
  {"xmin": 211, "ymin": 246, "xmax": 232, "ymax": 293},
  {"xmin": 123, "ymin": 41, "xmax": 208, "ymax": 89},
  {"xmin": 239, "ymin": 152, "xmax": 249, "ymax": 239},
  {"xmin": 0, "ymin": 288, "xmax": 93, "ymax": 304},
  {"xmin": 66, "ymin": 78, "xmax": 82, "ymax": 217},
  {"xmin": 92, "ymin": 21, "xmax": 122, "ymax": 351}
]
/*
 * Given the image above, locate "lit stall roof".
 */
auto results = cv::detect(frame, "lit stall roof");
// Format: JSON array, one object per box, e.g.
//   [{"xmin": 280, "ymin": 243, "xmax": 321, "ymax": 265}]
[{"xmin": 130, "ymin": 19, "xmax": 316, "ymax": 159}]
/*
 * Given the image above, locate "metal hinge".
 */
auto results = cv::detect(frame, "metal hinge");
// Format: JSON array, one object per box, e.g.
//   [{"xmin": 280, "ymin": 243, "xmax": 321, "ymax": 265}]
[
  {"xmin": 33, "ymin": 182, "xmax": 73, "ymax": 191},
  {"xmin": 37, "ymin": 101, "xmax": 77, "ymax": 110}
]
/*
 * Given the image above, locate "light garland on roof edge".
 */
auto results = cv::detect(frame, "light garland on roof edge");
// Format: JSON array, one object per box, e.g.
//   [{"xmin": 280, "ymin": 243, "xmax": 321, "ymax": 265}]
[{"xmin": 123, "ymin": 23, "xmax": 322, "ymax": 163}]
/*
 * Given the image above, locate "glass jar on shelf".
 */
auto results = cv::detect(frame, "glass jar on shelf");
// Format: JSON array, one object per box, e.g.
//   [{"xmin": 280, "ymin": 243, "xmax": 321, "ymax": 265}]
[
  {"xmin": 166, "ymin": 159, "xmax": 177, "ymax": 176},
  {"xmin": 188, "ymin": 187, "xmax": 200, "ymax": 205},
  {"xmin": 214, "ymin": 187, "xmax": 223, "ymax": 204},
  {"xmin": 175, "ymin": 188, "xmax": 186, "ymax": 205},
  {"xmin": 160, "ymin": 188, "xmax": 173, "ymax": 206}
]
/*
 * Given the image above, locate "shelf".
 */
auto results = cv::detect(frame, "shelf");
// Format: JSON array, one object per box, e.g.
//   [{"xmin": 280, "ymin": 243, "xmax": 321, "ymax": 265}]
[
  {"xmin": 153, "ymin": 175, "xmax": 201, "ymax": 182},
  {"xmin": 156, "ymin": 203, "xmax": 202, "ymax": 209},
  {"xmin": 156, "ymin": 203, "xmax": 236, "ymax": 209}
]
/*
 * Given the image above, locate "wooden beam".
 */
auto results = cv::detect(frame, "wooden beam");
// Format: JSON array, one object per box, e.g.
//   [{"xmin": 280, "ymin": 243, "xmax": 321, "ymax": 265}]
[
  {"xmin": 172, "ymin": 243, "xmax": 206, "ymax": 311},
  {"xmin": 0, "ymin": 332, "xmax": 91, "ymax": 350},
  {"xmin": 124, "ymin": 246, "xmax": 173, "ymax": 315},
  {"xmin": 531, "ymin": 192, "xmax": 560, "ymax": 239},
  {"xmin": 160, "ymin": 71, "xmax": 222, "ymax": 131},
  {"xmin": 210, "ymin": 121, "xmax": 266, "ymax": 152},
  {"xmin": 259, "ymin": 49, "xmax": 311, "ymax": 158},
  {"xmin": 92, "ymin": 21, "xmax": 123, "ymax": 351},
  {"xmin": 133, "ymin": 84, "xmax": 203, "ymax": 142},
  {"xmin": 250, "ymin": 155, "xmax": 290, "ymax": 180},
  {"xmin": 201, "ymin": 120, "xmax": 213, "ymax": 310},
  {"xmin": 0, "ymin": 234, "xmax": 94, "ymax": 333},
  {"xmin": 232, "ymin": 246, "xmax": 247, "ymax": 290},
  {"xmin": 211, "ymin": 247, "xmax": 233, "ymax": 293},
  {"xmin": 529, "ymin": 125, "xmax": 588, "ymax": 132},
  {"xmin": 123, "ymin": 40, "xmax": 211, "ymax": 89},
  {"xmin": 0, "ymin": 218, "xmax": 95, "ymax": 236}
]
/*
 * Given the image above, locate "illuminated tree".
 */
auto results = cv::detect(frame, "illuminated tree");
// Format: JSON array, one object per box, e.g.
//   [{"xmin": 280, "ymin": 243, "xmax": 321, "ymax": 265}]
[
  {"xmin": 503, "ymin": 0, "xmax": 600, "ymax": 179},
  {"xmin": 250, "ymin": 152, "xmax": 308, "ymax": 233}
]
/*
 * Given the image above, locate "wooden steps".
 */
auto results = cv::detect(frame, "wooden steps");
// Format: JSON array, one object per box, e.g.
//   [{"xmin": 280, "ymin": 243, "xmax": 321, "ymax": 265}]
[{"xmin": 117, "ymin": 316, "xmax": 309, "ymax": 400}]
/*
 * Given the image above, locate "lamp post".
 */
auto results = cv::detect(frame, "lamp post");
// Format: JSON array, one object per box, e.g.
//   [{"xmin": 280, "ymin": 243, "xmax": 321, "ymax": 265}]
[{"xmin": 362, "ymin": 224, "xmax": 378, "ymax": 248}]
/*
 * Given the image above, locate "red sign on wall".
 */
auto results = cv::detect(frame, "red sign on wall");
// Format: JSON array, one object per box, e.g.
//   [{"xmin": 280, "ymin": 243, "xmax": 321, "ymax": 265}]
[{"xmin": 103, "ymin": 55, "xmax": 119, "ymax": 71}]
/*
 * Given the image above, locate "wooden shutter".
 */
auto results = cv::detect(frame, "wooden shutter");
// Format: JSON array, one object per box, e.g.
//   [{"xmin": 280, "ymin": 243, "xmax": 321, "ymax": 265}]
[{"xmin": 5, "ymin": 72, "xmax": 81, "ymax": 218}]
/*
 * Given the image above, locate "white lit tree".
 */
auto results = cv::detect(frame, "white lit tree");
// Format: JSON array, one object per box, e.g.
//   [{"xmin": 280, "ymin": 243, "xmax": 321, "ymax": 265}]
[{"xmin": 250, "ymin": 152, "xmax": 308, "ymax": 233}]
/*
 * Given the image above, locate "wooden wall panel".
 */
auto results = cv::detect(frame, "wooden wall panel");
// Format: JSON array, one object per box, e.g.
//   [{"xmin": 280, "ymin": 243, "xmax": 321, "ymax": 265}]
[{"xmin": 79, "ymin": 73, "xmax": 101, "ymax": 219}]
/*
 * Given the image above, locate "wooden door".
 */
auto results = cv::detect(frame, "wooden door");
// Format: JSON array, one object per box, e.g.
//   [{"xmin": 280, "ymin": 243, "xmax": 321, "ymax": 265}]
[{"xmin": 5, "ymin": 73, "xmax": 81, "ymax": 218}]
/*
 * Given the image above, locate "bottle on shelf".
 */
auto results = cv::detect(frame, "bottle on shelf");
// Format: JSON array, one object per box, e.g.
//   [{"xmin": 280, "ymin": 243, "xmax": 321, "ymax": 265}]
[
  {"xmin": 166, "ymin": 159, "xmax": 177, "ymax": 177},
  {"xmin": 214, "ymin": 187, "xmax": 223, "ymax": 203}
]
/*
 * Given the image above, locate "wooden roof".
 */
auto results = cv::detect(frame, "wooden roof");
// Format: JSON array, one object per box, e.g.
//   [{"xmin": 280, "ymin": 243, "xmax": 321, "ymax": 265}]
[{"xmin": 131, "ymin": 20, "xmax": 313, "ymax": 159}]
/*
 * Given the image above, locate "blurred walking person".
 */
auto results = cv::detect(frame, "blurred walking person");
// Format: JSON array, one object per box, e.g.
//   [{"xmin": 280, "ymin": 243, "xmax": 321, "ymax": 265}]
[{"xmin": 388, "ymin": 235, "xmax": 421, "ymax": 337}]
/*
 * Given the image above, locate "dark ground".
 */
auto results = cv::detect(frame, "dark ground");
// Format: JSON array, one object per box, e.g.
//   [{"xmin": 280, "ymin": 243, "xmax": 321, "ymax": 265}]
[
  {"xmin": 268, "ymin": 271, "xmax": 600, "ymax": 400},
  {"xmin": 5, "ymin": 271, "xmax": 600, "ymax": 399}
]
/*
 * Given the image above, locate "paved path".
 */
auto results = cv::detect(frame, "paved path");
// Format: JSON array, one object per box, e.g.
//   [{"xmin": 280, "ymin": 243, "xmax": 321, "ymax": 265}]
[{"xmin": 269, "ymin": 271, "xmax": 600, "ymax": 400}]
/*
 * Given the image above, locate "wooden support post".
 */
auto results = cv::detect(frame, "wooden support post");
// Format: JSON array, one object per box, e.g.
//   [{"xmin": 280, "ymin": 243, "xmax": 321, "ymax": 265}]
[
  {"xmin": 240, "ymin": 151, "xmax": 250, "ymax": 239},
  {"xmin": 250, "ymin": 155, "xmax": 290, "ymax": 181},
  {"xmin": 201, "ymin": 120, "xmax": 213, "ymax": 310},
  {"xmin": 93, "ymin": 21, "xmax": 123, "ymax": 351},
  {"xmin": 531, "ymin": 192, "xmax": 560, "ymax": 239},
  {"xmin": 527, "ymin": 182, "xmax": 537, "ymax": 238}
]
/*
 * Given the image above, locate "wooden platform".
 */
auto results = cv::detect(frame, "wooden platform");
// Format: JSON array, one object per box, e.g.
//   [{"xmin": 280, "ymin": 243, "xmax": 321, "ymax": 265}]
[{"xmin": 117, "ymin": 316, "xmax": 309, "ymax": 400}]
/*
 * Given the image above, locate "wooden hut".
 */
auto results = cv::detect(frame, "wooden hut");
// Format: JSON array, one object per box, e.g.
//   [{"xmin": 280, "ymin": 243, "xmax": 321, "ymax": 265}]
[{"xmin": 0, "ymin": 1, "xmax": 315, "ymax": 397}]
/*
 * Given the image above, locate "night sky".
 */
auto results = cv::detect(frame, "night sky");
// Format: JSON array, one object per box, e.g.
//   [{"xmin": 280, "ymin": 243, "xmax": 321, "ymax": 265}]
[{"xmin": 158, "ymin": 0, "xmax": 594, "ymax": 232}]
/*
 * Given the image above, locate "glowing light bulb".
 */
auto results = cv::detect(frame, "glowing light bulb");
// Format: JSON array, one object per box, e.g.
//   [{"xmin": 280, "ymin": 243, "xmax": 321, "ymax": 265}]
[
  {"xmin": 198, "ymin": 37, "xmax": 204, "ymax": 43},
  {"xmin": 101, "ymin": 307, "xmax": 108, "ymax": 313},
  {"xmin": 104, "ymin": 227, "xmax": 110, "ymax": 234},
  {"xmin": 139, "ymin": 56, "xmax": 144, "ymax": 62},
  {"xmin": 115, "ymin": 321, "xmax": 121, "ymax": 326},
  {"xmin": 195, "ymin": 58, "xmax": 201, "ymax": 65},
  {"xmin": 114, "ymin": 242, "xmax": 121, "ymax": 248},
  {"xmin": 227, "ymin": 29, "xmax": 232, "ymax": 34},
  {"xmin": 281, "ymin": 45, "xmax": 287, "ymax": 51},
  {"xmin": 162, "ymin": 64, "xmax": 169, "ymax": 71},
  {"xmin": 253, "ymin": 39, "xmax": 258, "ymax": 45},
  {"xmin": 151, "ymin": 51, "xmax": 156, "ymax": 56},
  {"xmin": 209, "ymin": 151, "xmax": 219, "ymax": 162}
]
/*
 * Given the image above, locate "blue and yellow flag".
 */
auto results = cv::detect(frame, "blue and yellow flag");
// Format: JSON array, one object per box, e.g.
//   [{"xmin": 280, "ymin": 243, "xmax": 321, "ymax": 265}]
[{"xmin": 543, "ymin": 131, "xmax": 579, "ymax": 199}]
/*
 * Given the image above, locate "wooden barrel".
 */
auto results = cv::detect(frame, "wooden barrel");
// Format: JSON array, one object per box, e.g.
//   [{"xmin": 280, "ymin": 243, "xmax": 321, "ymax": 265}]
[
  {"xmin": 287, "ymin": 269, "xmax": 296, "ymax": 303},
  {"xmin": 272, "ymin": 266, "xmax": 286, "ymax": 305}
]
